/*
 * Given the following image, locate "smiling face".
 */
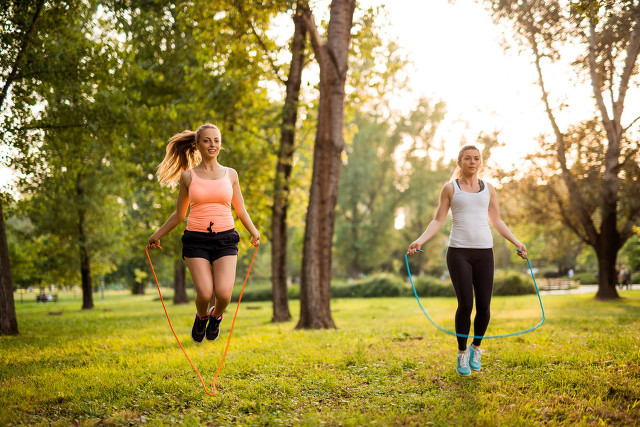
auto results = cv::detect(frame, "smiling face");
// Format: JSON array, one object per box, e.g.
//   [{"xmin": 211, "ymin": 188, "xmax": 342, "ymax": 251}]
[
  {"xmin": 197, "ymin": 127, "xmax": 222, "ymax": 160},
  {"xmin": 457, "ymin": 148, "xmax": 482, "ymax": 175}
]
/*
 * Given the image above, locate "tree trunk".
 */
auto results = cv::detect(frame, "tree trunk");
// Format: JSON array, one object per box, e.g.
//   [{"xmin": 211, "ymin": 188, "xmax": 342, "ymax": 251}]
[
  {"xmin": 271, "ymin": 1, "xmax": 306, "ymax": 323},
  {"xmin": 135, "ymin": 279, "xmax": 145, "ymax": 295},
  {"xmin": 297, "ymin": 0, "xmax": 355, "ymax": 329},
  {"xmin": 0, "ymin": 199, "xmax": 18, "ymax": 335},
  {"xmin": 173, "ymin": 259, "xmax": 188, "ymax": 304},
  {"xmin": 78, "ymin": 214, "xmax": 94, "ymax": 309},
  {"xmin": 76, "ymin": 179, "xmax": 93, "ymax": 309},
  {"xmin": 594, "ymin": 216, "xmax": 620, "ymax": 299}
]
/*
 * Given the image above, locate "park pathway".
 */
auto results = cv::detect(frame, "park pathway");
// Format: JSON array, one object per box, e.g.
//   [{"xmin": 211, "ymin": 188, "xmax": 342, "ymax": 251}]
[{"xmin": 539, "ymin": 284, "xmax": 634, "ymax": 296}]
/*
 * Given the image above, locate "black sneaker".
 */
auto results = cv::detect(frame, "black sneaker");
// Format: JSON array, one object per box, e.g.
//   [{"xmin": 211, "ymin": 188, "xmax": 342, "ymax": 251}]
[
  {"xmin": 206, "ymin": 309, "xmax": 222, "ymax": 341},
  {"xmin": 191, "ymin": 312, "xmax": 208, "ymax": 343}
]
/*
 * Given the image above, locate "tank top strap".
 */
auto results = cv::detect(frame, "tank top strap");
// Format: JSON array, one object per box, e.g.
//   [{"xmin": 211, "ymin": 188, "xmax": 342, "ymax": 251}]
[{"xmin": 454, "ymin": 179, "xmax": 485, "ymax": 193}]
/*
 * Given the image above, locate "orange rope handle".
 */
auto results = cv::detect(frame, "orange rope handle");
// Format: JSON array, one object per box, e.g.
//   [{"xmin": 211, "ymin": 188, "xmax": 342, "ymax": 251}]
[{"xmin": 145, "ymin": 243, "xmax": 259, "ymax": 396}]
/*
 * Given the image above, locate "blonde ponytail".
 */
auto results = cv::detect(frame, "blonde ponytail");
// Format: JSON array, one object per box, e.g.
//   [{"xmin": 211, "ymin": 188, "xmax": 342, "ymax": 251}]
[
  {"xmin": 157, "ymin": 130, "xmax": 198, "ymax": 186},
  {"xmin": 156, "ymin": 123, "xmax": 220, "ymax": 186},
  {"xmin": 451, "ymin": 166, "xmax": 462, "ymax": 181}
]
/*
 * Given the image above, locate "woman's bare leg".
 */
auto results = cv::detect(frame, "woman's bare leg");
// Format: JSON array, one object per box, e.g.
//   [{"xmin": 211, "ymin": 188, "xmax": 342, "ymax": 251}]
[
  {"xmin": 184, "ymin": 257, "xmax": 214, "ymax": 318},
  {"xmin": 210, "ymin": 255, "xmax": 237, "ymax": 318}
]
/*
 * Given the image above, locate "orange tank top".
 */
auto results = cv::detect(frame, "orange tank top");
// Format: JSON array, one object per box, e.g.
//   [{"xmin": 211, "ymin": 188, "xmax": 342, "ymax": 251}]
[{"xmin": 186, "ymin": 168, "xmax": 235, "ymax": 233}]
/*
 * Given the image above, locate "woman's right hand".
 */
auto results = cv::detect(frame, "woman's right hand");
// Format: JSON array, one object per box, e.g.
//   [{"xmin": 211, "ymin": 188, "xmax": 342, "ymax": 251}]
[
  {"xmin": 515, "ymin": 241, "xmax": 527, "ymax": 259},
  {"xmin": 147, "ymin": 235, "xmax": 160, "ymax": 250},
  {"xmin": 407, "ymin": 240, "xmax": 422, "ymax": 256}
]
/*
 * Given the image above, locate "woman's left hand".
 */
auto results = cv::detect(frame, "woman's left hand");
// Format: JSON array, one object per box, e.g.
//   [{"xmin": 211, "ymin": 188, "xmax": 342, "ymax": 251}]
[{"xmin": 250, "ymin": 233, "xmax": 261, "ymax": 246}]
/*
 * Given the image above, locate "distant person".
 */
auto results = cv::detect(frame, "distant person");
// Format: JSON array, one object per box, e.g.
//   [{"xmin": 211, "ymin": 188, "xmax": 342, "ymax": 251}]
[
  {"xmin": 407, "ymin": 145, "xmax": 527, "ymax": 376},
  {"xmin": 568, "ymin": 268, "xmax": 574, "ymax": 279},
  {"xmin": 621, "ymin": 266, "xmax": 631, "ymax": 290},
  {"xmin": 147, "ymin": 124, "xmax": 260, "ymax": 344}
]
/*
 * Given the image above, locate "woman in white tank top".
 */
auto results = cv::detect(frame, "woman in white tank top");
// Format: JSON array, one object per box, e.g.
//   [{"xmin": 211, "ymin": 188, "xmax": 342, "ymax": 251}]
[{"xmin": 407, "ymin": 145, "xmax": 527, "ymax": 377}]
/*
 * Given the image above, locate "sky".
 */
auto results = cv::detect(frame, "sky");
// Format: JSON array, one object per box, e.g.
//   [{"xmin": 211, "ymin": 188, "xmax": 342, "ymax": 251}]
[{"xmin": 368, "ymin": 0, "xmax": 590, "ymax": 170}]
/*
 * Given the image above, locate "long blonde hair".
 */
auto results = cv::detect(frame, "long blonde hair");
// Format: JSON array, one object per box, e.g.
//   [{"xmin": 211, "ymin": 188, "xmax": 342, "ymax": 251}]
[
  {"xmin": 451, "ymin": 144, "xmax": 482, "ymax": 180},
  {"xmin": 156, "ymin": 124, "xmax": 220, "ymax": 186}
]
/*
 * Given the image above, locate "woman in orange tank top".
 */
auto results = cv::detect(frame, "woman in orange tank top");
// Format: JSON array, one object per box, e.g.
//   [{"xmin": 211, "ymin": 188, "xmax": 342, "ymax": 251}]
[{"xmin": 147, "ymin": 124, "xmax": 260, "ymax": 344}]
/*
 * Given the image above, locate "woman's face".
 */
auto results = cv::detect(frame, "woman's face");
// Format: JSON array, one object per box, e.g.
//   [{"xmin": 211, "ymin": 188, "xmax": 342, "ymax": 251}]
[
  {"xmin": 458, "ymin": 149, "xmax": 482, "ymax": 174},
  {"xmin": 198, "ymin": 128, "xmax": 222, "ymax": 160}
]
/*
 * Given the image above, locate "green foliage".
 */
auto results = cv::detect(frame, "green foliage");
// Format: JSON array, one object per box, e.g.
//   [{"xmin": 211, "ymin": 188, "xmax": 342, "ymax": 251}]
[
  {"xmin": 111, "ymin": 1, "xmax": 283, "ymax": 289},
  {"xmin": 571, "ymin": 0, "xmax": 619, "ymax": 24},
  {"xmin": 493, "ymin": 270, "xmax": 537, "ymax": 296},
  {"xmin": 332, "ymin": 6, "xmax": 452, "ymax": 280},
  {"xmin": 4, "ymin": 1, "xmax": 287, "ymax": 299},
  {"xmin": 4, "ymin": 1, "xmax": 129, "ymax": 304},
  {"xmin": 335, "ymin": 99, "xmax": 449, "ymax": 278},
  {"xmin": 2, "ymin": 291, "xmax": 639, "ymax": 425}
]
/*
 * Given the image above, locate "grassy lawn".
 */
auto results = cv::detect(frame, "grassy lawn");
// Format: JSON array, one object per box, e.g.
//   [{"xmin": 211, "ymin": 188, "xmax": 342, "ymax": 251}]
[{"xmin": 1, "ymin": 288, "xmax": 639, "ymax": 426}]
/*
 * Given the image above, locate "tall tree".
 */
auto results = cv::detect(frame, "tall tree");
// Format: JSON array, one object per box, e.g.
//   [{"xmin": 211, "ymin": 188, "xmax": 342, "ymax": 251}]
[
  {"xmin": 485, "ymin": 0, "xmax": 640, "ymax": 299},
  {"xmin": 1, "ymin": 0, "xmax": 49, "ymax": 333},
  {"xmin": 271, "ymin": 1, "xmax": 307, "ymax": 322},
  {"xmin": 297, "ymin": 0, "xmax": 356, "ymax": 329},
  {"xmin": 16, "ymin": 8, "xmax": 127, "ymax": 308}
]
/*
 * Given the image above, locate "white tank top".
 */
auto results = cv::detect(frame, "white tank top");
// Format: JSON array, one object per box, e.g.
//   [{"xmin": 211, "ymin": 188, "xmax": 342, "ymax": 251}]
[{"xmin": 448, "ymin": 180, "xmax": 493, "ymax": 249}]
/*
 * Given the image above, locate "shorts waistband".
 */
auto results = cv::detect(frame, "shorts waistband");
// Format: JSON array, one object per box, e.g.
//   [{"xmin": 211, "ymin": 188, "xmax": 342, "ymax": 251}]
[{"xmin": 184, "ymin": 228, "xmax": 236, "ymax": 237}]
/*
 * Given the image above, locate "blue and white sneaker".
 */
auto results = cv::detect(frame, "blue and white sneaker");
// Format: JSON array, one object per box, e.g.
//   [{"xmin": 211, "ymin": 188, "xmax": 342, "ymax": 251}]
[
  {"xmin": 469, "ymin": 345, "xmax": 482, "ymax": 371},
  {"xmin": 457, "ymin": 350, "xmax": 471, "ymax": 376}
]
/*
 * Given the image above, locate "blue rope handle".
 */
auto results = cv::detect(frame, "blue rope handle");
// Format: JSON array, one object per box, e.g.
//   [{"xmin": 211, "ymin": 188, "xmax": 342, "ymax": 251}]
[{"xmin": 405, "ymin": 249, "xmax": 545, "ymax": 339}]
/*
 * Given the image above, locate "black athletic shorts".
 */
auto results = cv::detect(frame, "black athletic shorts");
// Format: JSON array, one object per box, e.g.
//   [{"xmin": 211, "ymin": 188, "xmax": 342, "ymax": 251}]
[{"xmin": 181, "ymin": 229, "xmax": 239, "ymax": 263}]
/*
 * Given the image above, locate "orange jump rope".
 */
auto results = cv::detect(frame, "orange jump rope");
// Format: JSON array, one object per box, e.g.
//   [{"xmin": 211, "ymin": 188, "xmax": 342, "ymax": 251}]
[{"xmin": 145, "ymin": 244, "xmax": 259, "ymax": 396}]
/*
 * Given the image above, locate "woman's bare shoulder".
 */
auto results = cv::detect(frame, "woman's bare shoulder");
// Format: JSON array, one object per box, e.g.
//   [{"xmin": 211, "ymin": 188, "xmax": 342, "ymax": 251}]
[
  {"xmin": 180, "ymin": 169, "xmax": 192, "ymax": 187},
  {"xmin": 227, "ymin": 167, "xmax": 239, "ymax": 182},
  {"xmin": 442, "ymin": 181, "xmax": 454, "ymax": 195}
]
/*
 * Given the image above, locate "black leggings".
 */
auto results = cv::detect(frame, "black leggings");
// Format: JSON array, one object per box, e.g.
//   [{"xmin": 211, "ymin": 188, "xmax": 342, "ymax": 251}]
[{"xmin": 446, "ymin": 247, "xmax": 494, "ymax": 351}]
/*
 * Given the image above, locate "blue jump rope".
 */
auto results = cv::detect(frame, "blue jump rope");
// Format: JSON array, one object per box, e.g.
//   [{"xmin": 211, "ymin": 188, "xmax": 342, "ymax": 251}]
[{"xmin": 405, "ymin": 249, "xmax": 545, "ymax": 339}]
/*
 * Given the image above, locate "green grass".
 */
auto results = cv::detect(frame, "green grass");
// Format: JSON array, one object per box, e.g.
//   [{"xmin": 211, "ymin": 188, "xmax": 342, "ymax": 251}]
[{"xmin": 2, "ymin": 288, "xmax": 640, "ymax": 426}]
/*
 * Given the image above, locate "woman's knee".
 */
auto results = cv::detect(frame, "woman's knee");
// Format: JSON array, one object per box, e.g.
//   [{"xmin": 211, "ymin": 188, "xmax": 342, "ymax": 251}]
[
  {"xmin": 196, "ymin": 288, "xmax": 214, "ymax": 302},
  {"xmin": 476, "ymin": 306, "xmax": 491, "ymax": 322},
  {"xmin": 457, "ymin": 301, "xmax": 473, "ymax": 317},
  {"xmin": 215, "ymin": 291, "xmax": 232, "ymax": 307}
]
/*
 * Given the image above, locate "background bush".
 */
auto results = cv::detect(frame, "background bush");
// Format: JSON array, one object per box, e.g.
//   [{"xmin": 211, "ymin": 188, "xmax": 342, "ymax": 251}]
[
  {"xmin": 493, "ymin": 270, "xmax": 536, "ymax": 295},
  {"xmin": 572, "ymin": 271, "xmax": 598, "ymax": 284},
  {"xmin": 331, "ymin": 274, "xmax": 409, "ymax": 298},
  {"xmin": 411, "ymin": 275, "xmax": 456, "ymax": 297},
  {"xmin": 234, "ymin": 270, "xmax": 542, "ymax": 302}
]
